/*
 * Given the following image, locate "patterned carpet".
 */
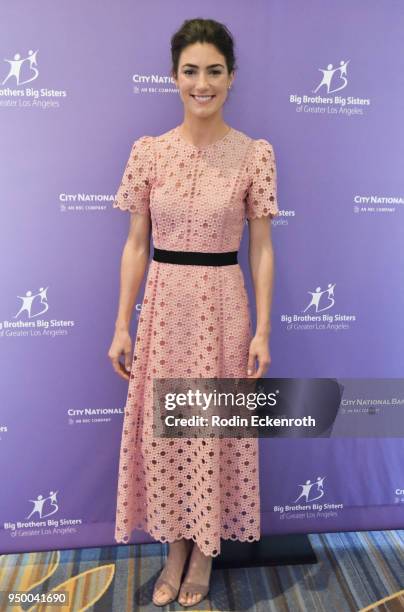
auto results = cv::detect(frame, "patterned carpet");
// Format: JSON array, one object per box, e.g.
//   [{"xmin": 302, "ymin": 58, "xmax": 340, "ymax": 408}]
[{"xmin": 0, "ymin": 530, "xmax": 402, "ymax": 611}]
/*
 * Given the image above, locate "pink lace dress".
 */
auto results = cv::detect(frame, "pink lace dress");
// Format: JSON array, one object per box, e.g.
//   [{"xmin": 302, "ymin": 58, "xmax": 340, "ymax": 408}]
[{"xmin": 113, "ymin": 125, "xmax": 278, "ymax": 557}]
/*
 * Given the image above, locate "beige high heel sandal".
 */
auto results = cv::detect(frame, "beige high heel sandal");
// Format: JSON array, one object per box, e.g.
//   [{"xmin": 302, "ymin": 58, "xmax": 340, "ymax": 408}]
[
  {"xmin": 152, "ymin": 539, "xmax": 193, "ymax": 607},
  {"xmin": 177, "ymin": 580, "xmax": 211, "ymax": 607},
  {"xmin": 177, "ymin": 556, "xmax": 212, "ymax": 607}
]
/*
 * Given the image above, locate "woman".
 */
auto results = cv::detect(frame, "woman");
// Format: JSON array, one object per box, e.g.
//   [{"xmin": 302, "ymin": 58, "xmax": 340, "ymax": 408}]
[{"xmin": 108, "ymin": 18, "xmax": 279, "ymax": 608}]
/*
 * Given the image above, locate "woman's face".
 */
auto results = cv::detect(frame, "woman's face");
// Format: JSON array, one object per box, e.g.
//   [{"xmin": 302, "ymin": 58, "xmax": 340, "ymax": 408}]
[{"xmin": 173, "ymin": 42, "xmax": 234, "ymax": 119}]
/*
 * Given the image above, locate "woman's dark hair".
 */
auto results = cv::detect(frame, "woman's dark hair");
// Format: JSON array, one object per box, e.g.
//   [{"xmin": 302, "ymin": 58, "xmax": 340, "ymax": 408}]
[{"xmin": 171, "ymin": 18, "xmax": 237, "ymax": 78}]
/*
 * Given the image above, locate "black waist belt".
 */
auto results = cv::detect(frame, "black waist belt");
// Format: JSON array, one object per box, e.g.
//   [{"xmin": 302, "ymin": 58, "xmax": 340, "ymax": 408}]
[{"xmin": 153, "ymin": 248, "xmax": 238, "ymax": 266}]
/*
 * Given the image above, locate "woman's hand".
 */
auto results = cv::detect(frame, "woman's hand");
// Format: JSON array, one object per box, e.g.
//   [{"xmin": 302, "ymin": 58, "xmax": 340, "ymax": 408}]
[
  {"xmin": 108, "ymin": 329, "xmax": 133, "ymax": 381},
  {"xmin": 247, "ymin": 333, "xmax": 272, "ymax": 378}
]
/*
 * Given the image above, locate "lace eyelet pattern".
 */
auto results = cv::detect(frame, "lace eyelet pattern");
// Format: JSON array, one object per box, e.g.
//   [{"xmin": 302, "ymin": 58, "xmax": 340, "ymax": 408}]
[{"xmin": 113, "ymin": 126, "xmax": 278, "ymax": 556}]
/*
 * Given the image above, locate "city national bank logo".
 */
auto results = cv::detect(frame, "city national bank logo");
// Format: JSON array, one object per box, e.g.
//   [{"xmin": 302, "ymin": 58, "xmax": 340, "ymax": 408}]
[
  {"xmin": 131, "ymin": 71, "xmax": 178, "ymax": 96},
  {"xmin": 3, "ymin": 490, "xmax": 83, "ymax": 538},
  {"xmin": 394, "ymin": 486, "xmax": 404, "ymax": 504},
  {"xmin": 273, "ymin": 475, "xmax": 344, "ymax": 520},
  {"xmin": 0, "ymin": 286, "xmax": 75, "ymax": 338},
  {"xmin": 0, "ymin": 48, "xmax": 67, "ymax": 109},
  {"xmin": 289, "ymin": 57, "xmax": 371, "ymax": 116},
  {"xmin": 281, "ymin": 282, "xmax": 357, "ymax": 332},
  {"xmin": 353, "ymin": 193, "xmax": 404, "ymax": 215}
]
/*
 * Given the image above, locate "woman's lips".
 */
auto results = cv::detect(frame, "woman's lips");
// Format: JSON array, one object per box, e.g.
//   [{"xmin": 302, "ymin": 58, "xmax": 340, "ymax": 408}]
[{"xmin": 191, "ymin": 95, "xmax": 215, "ymax": 104}]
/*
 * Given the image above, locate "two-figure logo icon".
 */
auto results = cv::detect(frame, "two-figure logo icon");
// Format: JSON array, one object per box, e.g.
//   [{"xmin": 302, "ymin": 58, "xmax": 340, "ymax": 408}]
[
  {"xmin": 303, "ymin": 283, "xmax": 336, "ymax": 313},
  {"xmin": 14, "ymin": 286, "xmax": 49, "ymax": 318},
  {"xmin": 2, "ymin": 49, "xmax": 39, "ymax": 85},
  {"xmin": 26, "ymin": 490, "xmax": 59, "ymax": 519},
  {"xmin": 313, "ymin": 60, "xmax": 350, "ymax": 94},
  {"xmin": 294, "ymin": 476, "xmax": 326, "ymax": 503}
]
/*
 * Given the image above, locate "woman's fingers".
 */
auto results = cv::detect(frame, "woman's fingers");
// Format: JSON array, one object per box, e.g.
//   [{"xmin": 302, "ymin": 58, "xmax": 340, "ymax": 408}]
[
  {"xmin": 118, "ymin": 361, "xmax": 131, "ymax": 380},
  {"xmin": 109, "ymin": 352, "xmax": 130, "ymax": 380},
  {"xmin": 247, "ymin": 352, "xmax": 256, "ymax": 376},
  {"xmin": 108, "ymin": 331, "xmax": 133, "ymax": 380},
  {"xmin": 247, "ymin": 351, "xmax": 271, "ymax": 379},
  {"xmin": 124, "ymin": 351, "xmax": 132, "ymax": 372},
  {"xmin": 255, "ymin": 354, "xmax": 271, "ymax": 378}
]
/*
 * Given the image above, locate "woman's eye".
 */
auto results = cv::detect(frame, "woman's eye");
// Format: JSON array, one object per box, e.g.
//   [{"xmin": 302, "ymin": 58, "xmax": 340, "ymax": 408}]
[{"xmin": 183, "ymin": 70, "xmax": 222, "ymax": 76}]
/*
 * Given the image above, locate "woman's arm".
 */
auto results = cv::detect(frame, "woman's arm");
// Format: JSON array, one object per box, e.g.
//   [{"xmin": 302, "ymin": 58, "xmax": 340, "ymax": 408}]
[
  {"xmin": 109, "ymin": 212, "xmax": 151, "ymax": 379},
  {"xmin": 247, "ymin": 215, "xmax": 275, "ymax": 377},
  {"xmin": 115, "ymin": 212, "xmax": 151, "ymax": 331}
]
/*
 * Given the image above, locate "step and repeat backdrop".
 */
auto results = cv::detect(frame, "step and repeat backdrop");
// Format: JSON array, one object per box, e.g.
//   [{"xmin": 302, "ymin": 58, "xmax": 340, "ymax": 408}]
[{"xmin": 1, "ymin": 0, "xmax": 403, "ymax": 553}]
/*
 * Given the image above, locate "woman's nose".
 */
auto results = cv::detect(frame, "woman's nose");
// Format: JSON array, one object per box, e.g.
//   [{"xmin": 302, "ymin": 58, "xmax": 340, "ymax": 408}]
[{"xmin": 196, "ymin": 73, "xmax": 209, "ymax": 88}]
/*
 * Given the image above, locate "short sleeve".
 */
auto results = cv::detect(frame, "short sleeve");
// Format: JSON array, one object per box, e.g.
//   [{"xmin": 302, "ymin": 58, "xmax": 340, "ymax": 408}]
[
  {"xmin": 113, "ymin": 136, "xmax": 154, "ymax": 215},
  {"xmin": 245, "ymin": 138, "xmax": 279, "ymax": 220}
]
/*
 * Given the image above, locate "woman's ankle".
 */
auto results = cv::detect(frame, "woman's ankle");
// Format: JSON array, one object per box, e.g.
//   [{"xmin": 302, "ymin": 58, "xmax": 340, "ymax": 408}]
[{"xmin": 167, "ymin": 537, "xmax": 192, "ymax": 559}]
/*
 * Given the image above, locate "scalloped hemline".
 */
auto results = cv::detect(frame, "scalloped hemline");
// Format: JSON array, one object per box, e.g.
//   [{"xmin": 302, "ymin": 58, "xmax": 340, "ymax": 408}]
[
  {"xmin": 114, "ymin": 525, "xmax": 261, "ymax": 558},
  {"xmin": 246, "ymin": 209, "xmax": 279, "ymax": 221},
  {"xmin": 112, "ymin": 202, "xmax": 150, "ymax": 215}
]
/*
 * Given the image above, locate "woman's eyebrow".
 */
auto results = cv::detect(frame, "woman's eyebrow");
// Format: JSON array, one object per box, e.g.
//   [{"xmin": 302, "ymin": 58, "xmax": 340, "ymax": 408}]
[{"xmin": 182, "ymin": 63, "xmax": 225, "ymax": 68}]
